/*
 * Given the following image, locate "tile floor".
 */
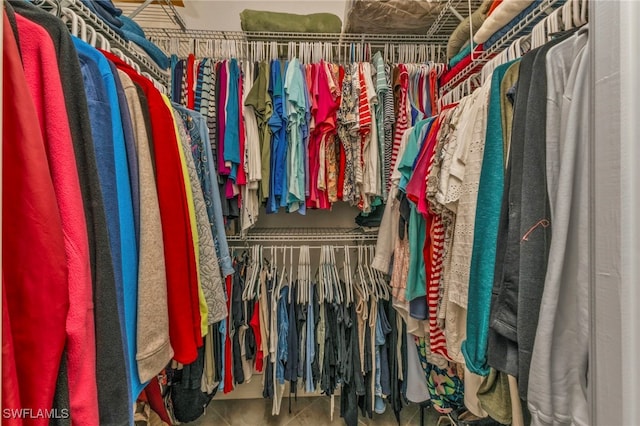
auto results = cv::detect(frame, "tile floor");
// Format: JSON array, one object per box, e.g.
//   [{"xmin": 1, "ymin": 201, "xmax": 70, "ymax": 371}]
[{"xmin": 188, "ymin": 397, "xmax": 442, "ymax": 426}]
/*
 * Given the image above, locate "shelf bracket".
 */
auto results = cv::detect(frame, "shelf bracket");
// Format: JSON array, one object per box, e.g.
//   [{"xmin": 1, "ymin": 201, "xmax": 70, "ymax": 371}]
[{"xmin": 449, "ymin": 6, "xmax": 465, "ymax": 22}]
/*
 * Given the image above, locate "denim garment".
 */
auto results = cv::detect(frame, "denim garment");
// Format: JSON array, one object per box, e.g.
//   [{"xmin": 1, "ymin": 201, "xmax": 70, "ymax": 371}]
[
  {"xmin": 218, "ymin": 319, "xmax": 226, "ymax": 392},
  {"xmin": 285, "ymin": 284, "xmax": 298, "ymax": 384},
  {"xmin": 377, "ymin": 302, "xmax": 392, "ymax": 396},
  {"xmin": 409, "ymin": 297, "xmax": 428, "ymax": 320},
  {"xmin": 305, "ymin": 285, "xmax": 315, "ymax": 392},
  {"xmin": 276, "ymin": 285, "xmax": 289, "ymax": 384}
]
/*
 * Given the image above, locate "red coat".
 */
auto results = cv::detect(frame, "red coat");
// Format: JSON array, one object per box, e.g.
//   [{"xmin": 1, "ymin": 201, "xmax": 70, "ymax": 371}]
[{"xmin": 3, "ymin": 11, "xmax": 69, "ymax": 424}]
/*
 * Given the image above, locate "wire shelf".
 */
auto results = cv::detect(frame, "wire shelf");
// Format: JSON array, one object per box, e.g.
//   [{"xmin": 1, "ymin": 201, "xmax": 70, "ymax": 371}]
[
  {"xmin": 117, "ymin": 1, "xmax": 186, "ymax": 31},
  {"xmin": 227, "ymin": 227, "xmax": 379, "ymax": 243},
  {"xmin": 439, "ymin": 0, "xmax": 561, "ymax": 96},
  {"xmin": 43, "ymin": 0, "xmax": 170, "ymax": 86},
  {"xmin": 147, "ymin": 29, "xmax": 449, "ymax": 62},
  {"xmin": 426, "ymin": 0, "xmax": 484, "ymax": 38},
  {"xmin": 144, "ymin": 28, "xmax": 449, "ymax": 44}
]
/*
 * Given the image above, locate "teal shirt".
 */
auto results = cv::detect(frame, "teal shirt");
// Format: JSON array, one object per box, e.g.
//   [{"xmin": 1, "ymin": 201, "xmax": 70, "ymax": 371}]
[
  {"xmin": 284, "ymin": 58, "xmax": 306, "ymax": 213},
  {"xmin": 398, "ymin": 118, "xmax": 433, "ymax": 301},
  {"xmin": 461, "ymin": 60, "xmax": 518, "ymax": 376}
]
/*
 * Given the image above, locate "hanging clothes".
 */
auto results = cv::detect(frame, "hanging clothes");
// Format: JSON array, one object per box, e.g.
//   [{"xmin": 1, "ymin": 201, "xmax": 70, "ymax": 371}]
[{"xmin": 3, "ymin": 10, "xmax": 73, "ymax": 423}]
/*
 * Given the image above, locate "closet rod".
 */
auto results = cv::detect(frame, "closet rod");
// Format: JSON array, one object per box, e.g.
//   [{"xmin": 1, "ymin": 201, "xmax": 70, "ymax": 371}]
[
  {"xmin": 230, "ymin": 245, "xmax": 375, "ymax": 251},
  {"xmin": 37, "ymin": 0, "xmax": 170, "ymax": 86},
  {"xmin": 153, "ymin": 41, "xmax": 446, "ymax": 63},
  {"xmin": 144, "ymin": 28, "xmax": 450, "ymax": 44},
  {"xmin": 439, "ymin": 0, "xmax": 563, "ymax": 96},
  {"xmin": 227, "ymin": 227, "xmax": 379, "ymax": 242}
]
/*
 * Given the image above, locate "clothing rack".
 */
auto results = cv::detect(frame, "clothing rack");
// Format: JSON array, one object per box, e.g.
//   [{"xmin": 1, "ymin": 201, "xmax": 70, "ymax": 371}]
[
  {"xmin": 227, "ymin": 228, "xmax": 379, "ymax": 243},
  {"xmin": 439, "ymin": 0, "xmax": 564, "ymax": 97},
  {"xmin": 145, "ymin": 28, "xmax": 448, "ymax": 63},
  {"xmin": 37, "ymin": 0, "xmax": 169, "ymax": 86}
]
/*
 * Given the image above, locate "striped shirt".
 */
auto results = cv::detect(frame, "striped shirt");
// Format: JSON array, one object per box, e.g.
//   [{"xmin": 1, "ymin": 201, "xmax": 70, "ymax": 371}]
[
  {"xmin": 424, "ymin": 119, "xmax": 450, "ymax": 360},
  {"xmin": 383, "ymin": 64, "xmax": 395, "ymax": 197},
  {"xmin": 390, "ymin": 64, "xmax": 409, "ymax": 192}
]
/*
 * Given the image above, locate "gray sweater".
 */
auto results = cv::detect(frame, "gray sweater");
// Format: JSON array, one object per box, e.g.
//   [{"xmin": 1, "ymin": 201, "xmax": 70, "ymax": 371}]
[{"xmin": 119, "ymin": 71, "xmax": 174, "ymax": 384}]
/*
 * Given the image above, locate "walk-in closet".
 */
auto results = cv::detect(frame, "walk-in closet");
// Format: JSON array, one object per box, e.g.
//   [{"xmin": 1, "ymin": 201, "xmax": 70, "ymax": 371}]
[{"xmin": 3, "ymin": 0, "xmax": 639, "ymax": 425}]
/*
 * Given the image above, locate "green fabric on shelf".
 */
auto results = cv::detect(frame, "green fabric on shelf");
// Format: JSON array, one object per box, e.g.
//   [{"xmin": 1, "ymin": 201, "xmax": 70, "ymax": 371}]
[{"xmin": 240, "ymin": 9, "xmax": 342, "ymax": 33}]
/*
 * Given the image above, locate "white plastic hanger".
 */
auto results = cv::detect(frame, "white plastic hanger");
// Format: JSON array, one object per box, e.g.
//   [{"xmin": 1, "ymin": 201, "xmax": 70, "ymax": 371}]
[
  {"xmin": 370, "ymin": 246, "xmax": 389, "ymax": 300},
  {"xmin": 330, "ymin": 246, "xmax": 343, "ymax": 305},
  {"xmin": 97, "ymin": 33, "xmax": 110, "ymax": 51},
  {"xmin": 561, "ymin": 1, "xmax": 573, "ymax": 31},
  {"xmin": 342, "ymin": 245, "xmax": 353, "ymax": 306},
  {"xmin": 356, "ymin": 245, "xmax": 369, "ymax": 300},
  {"xmin": 578, "ymin": 0, "xmax": 588, "ymax": 27}
]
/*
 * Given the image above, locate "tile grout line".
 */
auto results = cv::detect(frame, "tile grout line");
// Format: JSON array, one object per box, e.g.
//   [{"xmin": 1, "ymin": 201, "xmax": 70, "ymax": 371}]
[
  {"xmin": 210, "ymin": 406, "xmax": 232, "ymax": 426},
  {"xmin": 404, "ymin": 408, "xmax": 418, "ymax": 426},
  {"xmin": 283, "ymin": 396, "xmax": 325, "ymax": 426}
]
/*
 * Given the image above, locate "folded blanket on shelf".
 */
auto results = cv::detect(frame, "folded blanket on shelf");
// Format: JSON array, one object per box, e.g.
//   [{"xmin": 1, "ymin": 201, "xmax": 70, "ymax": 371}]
[
  {"xmin": 473, "ymin": 0, "xmax": 535, "ymax": 44},
  {"xmin": 240, "ymin": 9, "xmax": 342, "ymax": 33},
  {"xmin": 484, "ymin": 0, "xmax": 561, "ymax": 49}
]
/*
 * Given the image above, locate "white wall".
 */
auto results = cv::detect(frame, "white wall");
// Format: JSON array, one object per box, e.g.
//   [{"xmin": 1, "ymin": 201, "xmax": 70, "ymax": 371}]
[
  {"xmin": 593, "ymin": 1, "xmax": 640, "ymax": 424},
  {"xmin": 178, "ymin": 0, "xmax": 347, "ymax": 31}
]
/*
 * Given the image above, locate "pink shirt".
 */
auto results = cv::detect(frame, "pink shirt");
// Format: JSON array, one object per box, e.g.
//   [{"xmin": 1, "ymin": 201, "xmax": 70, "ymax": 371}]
[{"xmin": 16, "ymin": 14, "xmax": 98, "ymax": 424}]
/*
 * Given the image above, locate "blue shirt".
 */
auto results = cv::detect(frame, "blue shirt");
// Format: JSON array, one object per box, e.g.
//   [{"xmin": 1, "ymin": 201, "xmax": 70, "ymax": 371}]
[
  {"xmin": 267, "ymin": 60, "xmax": 287, "ymax": 213},
  {"xmin": 225, "ymin": 59, "xmax": 241, "ymax": 182},
  {"xmin": 75, "ymin": 40, "xmax": 129, "ymax": 399},
  {"xmin": 73, "ymin": 37, "xmax": 142, "ymax": 401}
]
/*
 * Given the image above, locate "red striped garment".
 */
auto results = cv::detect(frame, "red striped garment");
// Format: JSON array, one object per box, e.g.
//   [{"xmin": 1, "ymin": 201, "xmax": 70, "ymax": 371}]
[
  {"xmin": 423, "ymin": 117, "xmax": 450, "ymax": 360},
  {"xmin": 389, "ymin": 64, "xmax": 409, "ymax": 191},
  {"xmin": 357, "ymin": 63, "xmax": 372, "ymax": 210}
]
